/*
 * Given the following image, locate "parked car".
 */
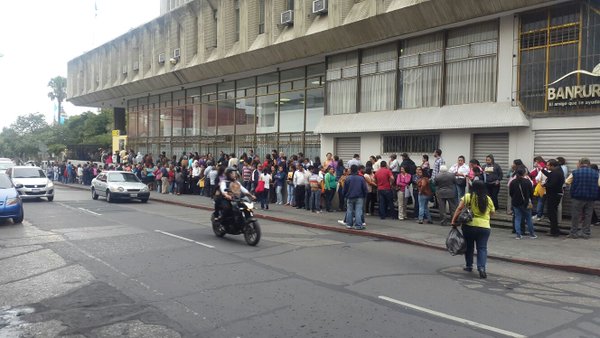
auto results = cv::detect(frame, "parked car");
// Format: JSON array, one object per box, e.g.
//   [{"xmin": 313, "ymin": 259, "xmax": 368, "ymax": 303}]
[
  {"xmin": 91, "ymin": 171, "xmax": 150, "ymax": 203},
  {"xmin": 5, "ymin": 166, "xmax": 54, "ymax": 201},
  {"xmin": 0, "ymin": 173, "xmax": 24, "ymax": 224},
  {"xmin": 0, "ymin": 160, "xmax": 14, "ymax": 174}
]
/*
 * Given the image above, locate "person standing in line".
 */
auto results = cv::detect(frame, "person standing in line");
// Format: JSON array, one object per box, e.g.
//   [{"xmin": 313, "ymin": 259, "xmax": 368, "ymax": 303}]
[
  {"xmin": 416, "ymin": 167, "xmax": 433, "ymax": 224},
  {"xmin": 308, "ymin": 167, "xmax": 323, "ymax": 213},
  {"xmin": 451, "ymin": 180, "xmax": 495, "ymax": 279},
  {"xmin": 337, "ymin": 168, "xmax": 349, "ymax": 212},
  {"xmin": 389, "ymin": 154, "xmax": 400, "ymax": 182},
  {"xmin": 396, "ymin": 166, "xmax": 411, "ymax": 220},
  {"xmin": 258, "ymin": 169, "xmax": 272, "ymax": 210},
  {"xmin": 347, "ymin": 154, "xmax": 361, "ymax": 169},
  {"xmin": 421, "ymin": 155, "xmax": 431, "ymax": 176},
  {"xmin": 541, "ymin": 159, "xmax": 565, "ymax": 237},
  {"xmin": 374, "ymin": 161, "xmax": 394, "ymax": 220},
  {"xmin": 342, "ymin": 165, "xmax": 368, "ymax": 230},
  {"xmin": 293, "ymin": 166, "xmax": 306, "ymax": 209},
  {"xmin": 509, "ymin": 168, "xmax": 536, "ymax": 239},
  {"xmin": 431, "ymin": 149, "xmax": 445, "ymax": 181},
  {"xmin": 363, "ymin": 167, "xmax": 377, "ymax": 216},
  {"xmin": 323, "ymin": 166, "xmax": 337, "ymax": 212},
  {"xmin": 274, "ymin": 165, "xmax": 286, "ymax": 205},
  {"xmin": 482, "ymin": 154, "xmax": 503, "ymax": 210},
  {"xmin": 435, "ymin": 165, "xmax": 457, "ymax": 226},
  {"xmin": 303, "ymin": 166, "xmax": 312, "ymax": 211},
  {"xmin": 286, "ymin": 165, "xmax": 296, "ymax": 206},
  {"xmin": 450, "ymin": 155, "xmax": 470, "ymax": 199},
  {"xmin": 529, "ymin": 156, "xmax": 547, "ymax": 221},
  {"xmin": 565, "ymin": 158, "xmax": 599, "ymax": 239}
]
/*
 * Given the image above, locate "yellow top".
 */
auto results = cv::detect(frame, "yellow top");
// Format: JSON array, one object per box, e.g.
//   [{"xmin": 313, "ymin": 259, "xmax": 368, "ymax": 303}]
[{"xmin": 462, "ymin": 193, "xmax": 495, "ymax": 229}]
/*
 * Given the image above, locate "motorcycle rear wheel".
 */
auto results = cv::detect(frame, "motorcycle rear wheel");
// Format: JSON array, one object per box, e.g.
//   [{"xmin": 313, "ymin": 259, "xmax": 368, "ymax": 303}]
[
  {"xmin": 211, "ymin": 214, "xmax": 227, "ymax": 237},
  {"xmin": 244, "ymin": 221, "xmax": 261, "ymax": 246}
]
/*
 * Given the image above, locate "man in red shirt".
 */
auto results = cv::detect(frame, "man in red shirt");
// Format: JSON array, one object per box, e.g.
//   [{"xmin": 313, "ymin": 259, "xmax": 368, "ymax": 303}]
[{"xmin": 374, "ymin": 161, "xmax": 394, "ymax": 220}]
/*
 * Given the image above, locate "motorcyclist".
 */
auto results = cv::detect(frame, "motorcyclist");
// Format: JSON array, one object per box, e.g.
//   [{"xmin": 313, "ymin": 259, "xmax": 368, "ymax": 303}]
[{"xmin": 214, "ymin": 167, "xmax": 255, "ymax": 220}]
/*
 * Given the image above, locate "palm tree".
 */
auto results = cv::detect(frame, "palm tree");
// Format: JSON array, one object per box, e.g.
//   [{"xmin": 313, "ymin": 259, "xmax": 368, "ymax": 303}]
[{"xmin": 48, "ymin": 76, "xmax": 67, "ymax": 124}]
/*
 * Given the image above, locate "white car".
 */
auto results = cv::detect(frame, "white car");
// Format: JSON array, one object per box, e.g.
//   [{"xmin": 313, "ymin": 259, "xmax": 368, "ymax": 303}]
[
  {"xmin": 91, "ymin": 171, "xmax": 150, "ymax": 203},
  {"xmin": 0, "ymin": 161, "xmax": 14, "ymax": 174},
  {"xmin": 6, "ymin": 166, "xmax": 54, "ymax": 201}
]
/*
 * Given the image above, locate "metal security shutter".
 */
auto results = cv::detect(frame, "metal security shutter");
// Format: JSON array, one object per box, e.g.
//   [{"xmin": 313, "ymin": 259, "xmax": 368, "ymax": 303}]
[
  {"xmin": 535, "ymin": 128, "xmax": 600, "ymax": 218},
  {"xmin": 335, "ymin": 137, "xmax": 361, "ymax": 164},
  {"xmin": 472, "ymin": 133, "xmax": 509, "ymax": 210}
]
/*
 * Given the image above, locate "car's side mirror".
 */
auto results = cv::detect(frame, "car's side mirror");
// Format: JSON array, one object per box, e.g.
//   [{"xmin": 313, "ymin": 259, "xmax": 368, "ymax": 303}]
[{"xmin": 15, "ymin": 183, "xmax": 23, "ymax": 189}]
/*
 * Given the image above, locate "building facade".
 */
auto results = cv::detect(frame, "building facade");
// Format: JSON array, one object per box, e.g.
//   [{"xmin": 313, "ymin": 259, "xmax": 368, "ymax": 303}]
[{"xmin": 68, "ymin": 0, "xmax": 600, "ymax": 209}]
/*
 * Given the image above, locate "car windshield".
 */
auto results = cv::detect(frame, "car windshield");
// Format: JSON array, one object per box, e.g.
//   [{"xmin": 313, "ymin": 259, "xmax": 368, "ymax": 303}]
[
  {"xmin": 0, "ymin": 174, "xmax": 13, "ymax": 189},
  {"xmin": 13, "ymin": 168, "xmax": 46, "ymax": 178},
  {"xmin": 108, "ymin": 173, "xmax": 140, "ymax": 183},
  {"xmin": 0, "ymin": 162, "xmax": 13, "ymax": 170}
]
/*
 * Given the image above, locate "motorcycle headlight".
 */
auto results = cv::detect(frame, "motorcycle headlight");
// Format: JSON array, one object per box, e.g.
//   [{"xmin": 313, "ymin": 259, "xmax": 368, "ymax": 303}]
[{"xmin": 6, "ymin": 197, "xmax": 20, "ymax": 206}]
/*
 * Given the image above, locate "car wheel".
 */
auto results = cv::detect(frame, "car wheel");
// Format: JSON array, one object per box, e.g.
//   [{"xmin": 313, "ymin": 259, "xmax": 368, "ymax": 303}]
[
  {"xmin": 92, "ymin": 188, "xmax": 99, "ymax": 200},
  {"xmin": 13, "ymin": 207, "xmax": 24, "ymax": 224},
  {"xmin": 47, "ymin": 195, "xmax": 54, "ymax": 202},
  {"xmin": 106, "ymin": 191, "xmax": 113, "ymax": 203}
]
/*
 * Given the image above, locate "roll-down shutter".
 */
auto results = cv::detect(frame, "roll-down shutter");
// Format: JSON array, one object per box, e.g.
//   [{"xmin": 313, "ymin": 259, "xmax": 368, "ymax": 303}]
[
  {"xmin": 335, "ymin": 137, "xmax": 361, "ymax": 165},
  {"xmin": 535, "ymin": 129, "xmax": 600, "ymax": 218},
  {"xmin": 472, "ymin": 133, "xmax": 509, "ymax": 210}
]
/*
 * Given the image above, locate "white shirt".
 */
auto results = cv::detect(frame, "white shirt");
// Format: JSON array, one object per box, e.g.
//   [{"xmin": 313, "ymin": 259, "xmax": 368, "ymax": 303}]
[
  {"xmin": 450, "ymin": 163, "xmax": 470, "ymax": 177},
  {"xmin": 260, "ymin": 173, "xmax": 272, "ymax": 186},
  {"xmin": 219, "ymin": 180, "xmax": 249, "ymax": 195},
  {"xmin": 293, "ymin": 170, "xmax": 306, "ymax": 186}
]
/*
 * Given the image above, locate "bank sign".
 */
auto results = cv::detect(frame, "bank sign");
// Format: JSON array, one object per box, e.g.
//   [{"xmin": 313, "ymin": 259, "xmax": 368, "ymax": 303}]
[{"xmin": 547, "ymin": 63, "xmax": 600, "ymax": 108}]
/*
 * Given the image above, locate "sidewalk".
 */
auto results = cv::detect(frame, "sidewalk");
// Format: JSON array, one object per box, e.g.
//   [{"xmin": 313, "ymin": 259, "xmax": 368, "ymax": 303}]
[{"xmin": 59, "ymin": 183, "xmax": 600, "ymax": 276}]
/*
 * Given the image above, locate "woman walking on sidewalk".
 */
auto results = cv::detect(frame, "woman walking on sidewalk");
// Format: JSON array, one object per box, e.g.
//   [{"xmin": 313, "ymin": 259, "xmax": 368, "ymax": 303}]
[{"xmin": 451, "ymin": 180, "xmax": 495, "ymax": 279}]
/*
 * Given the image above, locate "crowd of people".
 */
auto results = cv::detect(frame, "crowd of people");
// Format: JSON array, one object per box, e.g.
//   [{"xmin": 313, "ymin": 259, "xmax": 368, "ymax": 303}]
[{"xmin": 49, "ymin": 148, "xmax": 600, "ymax": 279}]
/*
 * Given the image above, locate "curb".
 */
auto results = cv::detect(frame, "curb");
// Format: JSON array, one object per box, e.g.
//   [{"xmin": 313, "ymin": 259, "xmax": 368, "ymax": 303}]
[{"xmin": 57, "ymin": 183, "xmax": 600, "ymax": 277}]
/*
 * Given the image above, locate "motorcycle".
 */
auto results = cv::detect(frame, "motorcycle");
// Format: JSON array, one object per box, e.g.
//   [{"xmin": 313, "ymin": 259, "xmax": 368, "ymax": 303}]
[{"xmin": 211, "ymin": 196, "xmax": 261, "ymax": 246}]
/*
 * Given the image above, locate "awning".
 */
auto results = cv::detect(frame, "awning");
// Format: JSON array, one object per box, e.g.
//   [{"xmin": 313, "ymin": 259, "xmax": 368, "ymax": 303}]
[{"xmin": 313, "ymin": 102, "xmax": 530, "ymax": 134}]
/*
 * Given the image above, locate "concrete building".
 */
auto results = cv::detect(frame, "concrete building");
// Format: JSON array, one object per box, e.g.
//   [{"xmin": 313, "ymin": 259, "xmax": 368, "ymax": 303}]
[{"xmin": 68, "ymin": 0, "xmax": 600, "ymax": 211}]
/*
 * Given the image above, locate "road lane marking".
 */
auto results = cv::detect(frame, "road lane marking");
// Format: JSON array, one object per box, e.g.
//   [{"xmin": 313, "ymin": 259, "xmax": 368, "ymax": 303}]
[
  {"xmin": 155, "ymin": 230, "xmax": 215, "ymax": 249},
  {"xmin": 77, "ymin": 207, "xmax": 102, "ymax": 216},
  {"xmin": 378, "ymin": 295, "xmax": 527, "ymax": 338}
]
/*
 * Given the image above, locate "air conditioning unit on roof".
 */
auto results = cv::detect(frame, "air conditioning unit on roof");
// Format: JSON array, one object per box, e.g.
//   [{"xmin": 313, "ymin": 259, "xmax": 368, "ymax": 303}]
[
  {"xmin": 173, "ymin": 48, "xmax": 181, "ymax": 59},
  {"xmin": 280, "ymin": 10, "xmax": 293, "ymax": 25},
  {"xmin": 158, "ymin": 52, "xmax": 166, "ymax": 64},
  {"xmin": 312, "ymin": 0, "xmax": 328, "ymax": 14}
]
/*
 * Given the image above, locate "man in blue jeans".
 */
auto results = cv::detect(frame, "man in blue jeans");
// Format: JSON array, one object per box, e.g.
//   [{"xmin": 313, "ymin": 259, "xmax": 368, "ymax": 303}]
[
  {"xmin": 374, "ymin": 161, "xmax": 394, "ymax": 220},
  {"xmin": 343, "ymin": 165, "xmax": 368, "ymax": 230},
  {"xmin": 566, "ymin": 158, "xmax": 600, "ymax": 239}
]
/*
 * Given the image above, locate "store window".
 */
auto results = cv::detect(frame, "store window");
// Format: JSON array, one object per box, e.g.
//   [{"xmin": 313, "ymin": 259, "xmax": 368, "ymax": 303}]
[{"xmin": 518, "ymin": 3, "xmax": 598, "ymax": 113}]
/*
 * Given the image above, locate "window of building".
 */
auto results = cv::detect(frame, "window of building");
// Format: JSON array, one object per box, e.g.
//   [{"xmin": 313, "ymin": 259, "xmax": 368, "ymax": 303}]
[
  {"xmin": 234, "ymin": 0, "xmax": 240, "ymax": 42},
  {"xmin": 382, "ymin": 134, "xmax": 440, "ymax": 154},
  {"xmin": 258, "ymin": 0, "xmax": 265, "ymax": 34},
  {"xmin": 360, "ymin": 43, "xmax": 397, "ymax": 112},
  {"xmin": 256, "ymin": 94, "xmax": 278, "ymax": 134},
  {"xmin": 148, "ymin": 96, "xmax": 160, "ymax": 137},
  {"xmin": 518, "ymin": 4, "xmax": 598, "ymax": 113},
  {"xmin": 235, "ymin": 78, "xmax": 256, "ymax": 136},
  {"xmin": 326, "ymin": 51, "xmax": 358, "ymax": 115},
  {"xmin": 201, "ymin": 85, "xmax": 217, "ymax": 136},
  {"xmin": 287, "ymin": 0, "xmax": 294, "ymax": 10},
  {"xmin": 445, "ymin": 21, "xmax": 498, "ymax": 105},
  {"xmin": 398, "ymin": 33, "xmax": 443, "ymax": 108}
]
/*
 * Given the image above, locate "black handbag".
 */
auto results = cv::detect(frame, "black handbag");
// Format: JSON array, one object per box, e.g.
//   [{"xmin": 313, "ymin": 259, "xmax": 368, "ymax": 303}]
[{"xmin": 456, "ymin": 195, "xmax": 474, "ymax": 224}]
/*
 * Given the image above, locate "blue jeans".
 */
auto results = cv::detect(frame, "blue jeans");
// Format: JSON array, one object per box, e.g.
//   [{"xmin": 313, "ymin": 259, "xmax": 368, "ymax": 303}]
[
  {"xmin": 310, "ymin": 190, "xmax": 321, "ymax": 211},
  {"xmin": 304, "ymin": 186, "xmax": 311, "ymax": 210},
  {"xmin": 345, "ymin": 197, "xmax": 364, "ymax": 228},
  {"xmin": 287, "ymin": 184, "xmax": 295, "ymax": 204},
  {"xmin": 462, "ymin": 225, "xmax": 490, "ymax": 270},
  {"xmin": 535, "ymin": 196, "xmax": 545, "ymax": 218},
  {"xmin": 378, "ymin": 189, "xmax": 393, "ymax": 219},
  {"xmin": 513, "ymin": 206, "xmax": 535, "ymax": 237},
  {"xmin": 456, "ymin": 184, "xmax": 466, "ymax": 200},
  {"xmin": 259, "ymin": 191, "xmax": 269, "ymax": 209},
  {"xmin": 418, "ymin": 194, "xmax": 431, "ymax": 221},
  {"xmin": 276, "ymin": 185, "xmax": 283, "ymax": 204}
]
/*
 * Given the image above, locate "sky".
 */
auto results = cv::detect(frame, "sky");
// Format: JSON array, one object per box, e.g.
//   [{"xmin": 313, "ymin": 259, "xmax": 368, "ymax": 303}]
[{"xmin": 0, "ymin": 0, "xmax": 158, "ymax": 130}]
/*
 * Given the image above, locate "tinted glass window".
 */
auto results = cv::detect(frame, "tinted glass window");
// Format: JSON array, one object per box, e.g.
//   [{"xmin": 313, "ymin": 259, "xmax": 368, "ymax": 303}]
[
  {"xmin": 0, "ymin": 162, "xmax": 13, "ymax": 170},
  {"xmin": 13, "ymin": 168, "xmax": 46, "ymax": 178},
  {"xmin": 108, "ymin": 173, "xmax": 141, "ymax": 183},
  {"xmin": 0, "ymin": 174, "xmax": 13, "ymax": 189}
]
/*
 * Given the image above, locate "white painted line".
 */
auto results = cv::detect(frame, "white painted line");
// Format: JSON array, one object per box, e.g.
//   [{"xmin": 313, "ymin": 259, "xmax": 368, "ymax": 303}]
[
  {"xmin": 77, "ymin": 207, "xmax": 102, "ymax": 216},
  {"xmin": 155, "ymin": 230, "xmax": 215, "ymax": 249},
  {"xmin": 378, "ymin": 296, "xmax": 527, "ymax": 338}
]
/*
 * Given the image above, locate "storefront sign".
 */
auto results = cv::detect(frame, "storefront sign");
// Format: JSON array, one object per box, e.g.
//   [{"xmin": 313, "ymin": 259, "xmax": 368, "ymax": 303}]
[{"xmin": 547, "ymin": 64, "xmax": 600, "ymax": 108}]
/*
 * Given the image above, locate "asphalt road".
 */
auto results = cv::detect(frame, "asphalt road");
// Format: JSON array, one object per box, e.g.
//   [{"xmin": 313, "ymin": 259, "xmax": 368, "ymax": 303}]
[{"xmin": 1, "ymin": 186, "xmax": 600, "ymax": 338}]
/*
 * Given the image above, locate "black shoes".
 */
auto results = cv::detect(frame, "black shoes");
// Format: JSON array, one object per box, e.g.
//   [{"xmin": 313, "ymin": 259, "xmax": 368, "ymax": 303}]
[
  {"xmin": 463, "ymin": 267, "xmax": 473, "ymax": 272},
  {"xmin": 478, "ymin": 269, "xmax": 487, "ymax": 279}
]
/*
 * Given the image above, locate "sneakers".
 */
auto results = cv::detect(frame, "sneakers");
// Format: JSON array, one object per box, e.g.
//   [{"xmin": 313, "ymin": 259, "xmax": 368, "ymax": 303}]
[
  {"xmin": 337, "ymin": 220, "xmax": 347, "ymax": 226},
  {"xmin": 529, "ymin": 235, "xmax": 538, "ymax": 239},
  {"xmin": 534, "ymin": 216, "xmax": 542, "ymax": 221},
  {"xmin": 354, "ymin": 226, "xmax": 366, "ymax": 230},
  {"xmin": 515, "ymin": 235, "xmax": 522, "ymax": 240},
  {"xmin": 417, "ymin": 220, "xmax": 423, "ymax": 224},
  {"xmin": 566, "ymin": 234, "xmax": 578, "ymax": 239},
  {"xmin": 345, "ymin": 224, "xmax": 353, "ymax": 229}
]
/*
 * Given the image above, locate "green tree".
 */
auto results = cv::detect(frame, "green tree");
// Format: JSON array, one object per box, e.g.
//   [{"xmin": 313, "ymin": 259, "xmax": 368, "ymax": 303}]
[{"xmin": 47, "ymin": 76, "xmax": 67, "ymax": 124}]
